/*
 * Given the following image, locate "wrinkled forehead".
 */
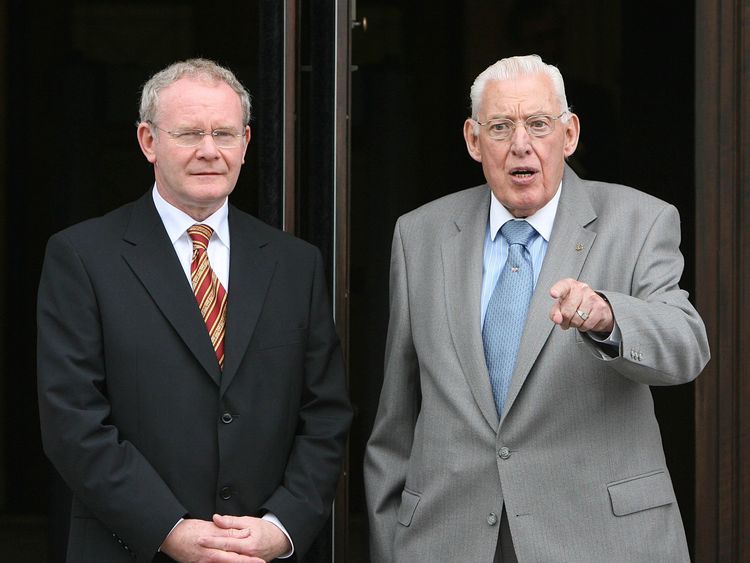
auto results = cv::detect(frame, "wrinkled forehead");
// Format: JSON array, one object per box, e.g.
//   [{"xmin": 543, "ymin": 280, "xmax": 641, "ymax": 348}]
[
  {"xmin": 155, "ymin": 77, "xmax": 244, "ymax": 122},
  {"xmin": 480, "ymin": 74, "xmax": 560, "ymax": 118}
]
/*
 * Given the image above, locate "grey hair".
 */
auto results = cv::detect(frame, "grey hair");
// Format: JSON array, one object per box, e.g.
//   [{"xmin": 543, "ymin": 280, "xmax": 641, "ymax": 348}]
[
  {"xmin": 470, "ymin": 55, "xmax": 570, "ymax": 135},
  {"xmin": 139, "ymin": 58, "xmax": 252, "ymax": 125}
]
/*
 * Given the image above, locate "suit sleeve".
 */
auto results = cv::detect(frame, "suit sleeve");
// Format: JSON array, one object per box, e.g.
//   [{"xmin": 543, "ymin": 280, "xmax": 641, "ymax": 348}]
[
  {"xmin": 259, "ymin": 248, "xmax": 352, "ymax": 556},
  {"xmin": 37, "ymin": 233, "xmax": 187, "ymax": 561},
  {"xmin": 583, "ymin": 203, "xmax": 710, "ymax": 385},
  {"xmin": 363, "ymin": 220, "xmax": 421, "ymax": 563}
]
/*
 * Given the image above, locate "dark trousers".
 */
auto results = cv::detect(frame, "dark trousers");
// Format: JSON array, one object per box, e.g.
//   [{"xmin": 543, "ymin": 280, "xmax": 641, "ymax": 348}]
[{"xmin": 493, "ymin": 508, "xmax": 518, "ymax": 563}]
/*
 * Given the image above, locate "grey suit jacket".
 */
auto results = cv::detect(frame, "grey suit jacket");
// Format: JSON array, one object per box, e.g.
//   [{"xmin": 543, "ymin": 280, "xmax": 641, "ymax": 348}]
[{"xmin": 364, "ymin": 166, "xmax": 709, "ymax": 562}]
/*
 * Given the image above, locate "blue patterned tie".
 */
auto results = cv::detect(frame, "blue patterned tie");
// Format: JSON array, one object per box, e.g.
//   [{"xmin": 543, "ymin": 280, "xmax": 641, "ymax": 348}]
[{"xmin": 483, "ymin": 220, "xmax": 537, "ymax": 416}]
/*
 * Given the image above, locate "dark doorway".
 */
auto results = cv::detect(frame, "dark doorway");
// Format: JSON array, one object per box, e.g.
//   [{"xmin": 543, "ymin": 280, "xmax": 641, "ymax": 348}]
[
  {"xmin": 1, "ymin": 0, "xmax": 701, "ymax": 561},
  {"xmin": 1, "ymin": 1, "xmax": 291, "ymax": 561},
  {"xmin": 347, "ymin": 1, "xmax": 696, "ymax": 561}
]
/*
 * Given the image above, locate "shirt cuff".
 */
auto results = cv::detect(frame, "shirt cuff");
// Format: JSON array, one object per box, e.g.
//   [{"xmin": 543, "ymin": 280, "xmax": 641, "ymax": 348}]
[
  {"xmin": 159, "ymin": 518, "xmax": 184, "ymax": 552},
  {"xmin": 262, "ymin": 512, "xmax": 294, "ymax": 559},
  {"xmin": 589, "ymin": 321, "xmax": 622, "ymax": 346}
]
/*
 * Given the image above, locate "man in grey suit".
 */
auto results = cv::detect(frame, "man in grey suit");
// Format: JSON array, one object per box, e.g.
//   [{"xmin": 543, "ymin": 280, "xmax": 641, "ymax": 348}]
[{"xmin": 364, "ymin": 55, "xmax": 709, "ymax": 562}]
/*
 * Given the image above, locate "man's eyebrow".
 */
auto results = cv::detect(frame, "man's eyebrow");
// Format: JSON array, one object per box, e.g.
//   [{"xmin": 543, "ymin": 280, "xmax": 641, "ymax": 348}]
[
  {"xmin": 172, "ymin": 124, "xmax": 240, "ymax": 131},
  {"xmin": 167, "ymin": 124, "xmax": 202, "ymax": 131},
  {"xmin": 485, "ymin": 109, "xmax": 550, "ymax": 120}
]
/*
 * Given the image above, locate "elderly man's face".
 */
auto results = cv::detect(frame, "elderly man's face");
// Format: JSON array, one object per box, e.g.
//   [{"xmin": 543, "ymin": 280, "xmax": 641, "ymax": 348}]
[
  {"xmin": 463, "ymin": 73, "xmax": 579, "ymax": 217},
  {"xmin": 137, "ymin": 77, "xmax": 250, "ymax": 221}
]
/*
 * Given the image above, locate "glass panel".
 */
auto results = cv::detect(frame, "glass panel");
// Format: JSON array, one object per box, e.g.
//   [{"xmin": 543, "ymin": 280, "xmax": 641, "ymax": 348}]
[
  {"xmin": 3, "ymin": 2, "xmax": 266, "ymax": 560},
  {"xmin": 348, "ymin": 1, "xmax": 695, "ymax": 561}
]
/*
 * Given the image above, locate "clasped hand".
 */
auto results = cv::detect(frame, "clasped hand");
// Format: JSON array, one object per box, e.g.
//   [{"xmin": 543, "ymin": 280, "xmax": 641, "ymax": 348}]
[{"xmin": 161, "ymin": 514, "xmax": 291, "ymax": 563}]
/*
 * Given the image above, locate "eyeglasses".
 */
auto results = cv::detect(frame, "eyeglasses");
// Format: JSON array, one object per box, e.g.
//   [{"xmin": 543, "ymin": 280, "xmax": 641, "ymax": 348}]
[
  {"xmin": 473, "ymin": 111, "xmax": 568, "ymax": 141},
  {"xmin": 147, "ymin": 121, "xmax": 246, "ymax": 149}
]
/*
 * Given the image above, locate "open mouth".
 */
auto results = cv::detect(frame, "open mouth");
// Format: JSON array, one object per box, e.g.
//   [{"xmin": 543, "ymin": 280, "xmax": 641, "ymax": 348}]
[{"xmin": 510, "ymin": 168, "xmax": 537, "ymax": 178}]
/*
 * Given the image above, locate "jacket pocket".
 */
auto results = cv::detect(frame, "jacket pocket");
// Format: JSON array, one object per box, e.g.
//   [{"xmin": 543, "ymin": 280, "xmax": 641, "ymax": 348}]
[
  {"xmin": 607, "ymin": 469, "xmax": 676, "ymax": 516},
  {"xmin": 397, "ymin": 488, "xmax": 421, "ymax": 526}
]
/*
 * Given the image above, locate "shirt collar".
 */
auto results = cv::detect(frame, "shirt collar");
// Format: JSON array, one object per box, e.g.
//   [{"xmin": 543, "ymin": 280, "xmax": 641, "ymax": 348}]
[
  {"xmin": 151, "ymin": 185, "xmax": 230, "ymax": 248},
  {"xmin": 489, "ymin": 179, "xmax": 562, "ymax": 242}
]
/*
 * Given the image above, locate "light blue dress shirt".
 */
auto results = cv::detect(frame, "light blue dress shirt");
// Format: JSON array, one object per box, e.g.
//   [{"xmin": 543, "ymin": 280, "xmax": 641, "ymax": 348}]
[
  {"xmin": 479, "ymin": 181, "xmax": 621, "ymax": 345},
  {"xmin": 480, "ymin": 184, "xmax": 561, "ymax": 328}
]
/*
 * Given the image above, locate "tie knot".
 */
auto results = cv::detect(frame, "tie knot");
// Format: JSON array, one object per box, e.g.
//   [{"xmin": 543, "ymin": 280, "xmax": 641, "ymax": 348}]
[
  {"xmin": 500, "ymin": 220, "xmax": 536, "ymax": 247},
  {"xmin": 188, "ymin": 224, "xmax": 213, "ymax": 251}
]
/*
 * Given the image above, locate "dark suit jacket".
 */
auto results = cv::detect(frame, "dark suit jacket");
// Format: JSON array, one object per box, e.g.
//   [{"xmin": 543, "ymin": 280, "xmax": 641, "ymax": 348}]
[{"xmin": 37, "ymin": 192, "xmax": 352, "ymax": 562}]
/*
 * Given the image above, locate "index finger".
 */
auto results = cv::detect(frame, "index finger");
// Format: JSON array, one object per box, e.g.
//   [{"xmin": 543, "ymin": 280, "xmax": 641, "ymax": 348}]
[
  {"xmin": 549, "ymin": 278, "xmax": 574, "ymax": 300},
  {"xmin": 199, "ymin": 536, "xmax": 253, "ymax": 553},
  {"xmin": 213, "ymin": 514, "xmax": 252, "ymax": 530}
]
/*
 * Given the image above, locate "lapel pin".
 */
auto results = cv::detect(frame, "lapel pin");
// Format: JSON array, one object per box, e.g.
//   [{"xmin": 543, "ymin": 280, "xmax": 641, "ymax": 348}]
[
  {"xmin": 511, "ymin": 267, "xmax": 519, "ymax": 272},
  {"xmin": 575, "ymin": 243, "xmax": 584, "ymax": 251}
]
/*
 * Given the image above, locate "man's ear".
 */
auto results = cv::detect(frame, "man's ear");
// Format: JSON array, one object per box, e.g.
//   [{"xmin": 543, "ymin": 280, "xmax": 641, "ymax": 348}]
[
  {"xmin": 563, "ymin": 113, "xmax": 580, "ymax": 158},
  {"xmin": 241, "ymin": 124, "xmax": 252, "ymax": 164},
  {"xmin": 137, "ymin": 122, "xmax": 158, "ymax": 164},
  {"xmin": 463, "ymin": 119, "xmax": 483, "ymax": 162}
]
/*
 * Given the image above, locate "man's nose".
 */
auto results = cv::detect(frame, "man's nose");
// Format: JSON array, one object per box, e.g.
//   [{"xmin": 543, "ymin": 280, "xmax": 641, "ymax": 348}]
[
  {"xmin": 196, "ymin": 133, "xmax": 221, "ymax": 157},
  {"xmin": 509, "ymin": 123, "xmax": 532, "ymax": 154}
]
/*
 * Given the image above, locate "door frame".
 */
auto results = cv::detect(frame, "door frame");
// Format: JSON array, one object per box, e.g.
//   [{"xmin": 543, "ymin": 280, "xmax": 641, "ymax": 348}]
[
  {"xmin": 694, "ymin": 0, "xmax": 750, "ymax": 561},
  {"xmin": 280, "ymin": 0, "xmax": 750, "ymax": 560}
]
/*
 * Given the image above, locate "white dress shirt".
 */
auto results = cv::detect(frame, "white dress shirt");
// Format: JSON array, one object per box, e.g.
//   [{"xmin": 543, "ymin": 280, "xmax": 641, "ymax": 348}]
[
  {"xmin": 151, "ymin": 186, "xmax": 294, "ymax": 557},
  {"xmin": 152, "ymin": 187, "xmax": 231, "ymax": 289}
]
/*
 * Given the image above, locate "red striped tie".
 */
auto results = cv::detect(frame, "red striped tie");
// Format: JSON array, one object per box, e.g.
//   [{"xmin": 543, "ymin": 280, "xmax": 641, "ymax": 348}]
[{"xmin": 187, "ymin": 224, "xmax": 228, "ymax": 369}]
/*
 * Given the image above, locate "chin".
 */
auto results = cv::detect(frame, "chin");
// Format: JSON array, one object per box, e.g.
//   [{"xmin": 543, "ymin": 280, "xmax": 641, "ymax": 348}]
[
  {"xmin": 191, "ymin": 176, "xmax": 224, "ymax": 187},
  {"xmin": 509, "ymin": 199, "xmax": 543, "ymax": 217},
  {"xmin": 188, "ymin": 178, "xmax": 229, "ymax": 192}
]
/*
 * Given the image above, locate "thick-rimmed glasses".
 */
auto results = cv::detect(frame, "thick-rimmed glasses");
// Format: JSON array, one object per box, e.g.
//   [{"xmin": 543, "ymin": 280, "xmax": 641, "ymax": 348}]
[
  {"xmin": 473, "ymin": 111, "xmax": 568, "ymax": 141},
  {"xmin": 147, "ymin": 121, "xmax": 246, "ymax": 149}
]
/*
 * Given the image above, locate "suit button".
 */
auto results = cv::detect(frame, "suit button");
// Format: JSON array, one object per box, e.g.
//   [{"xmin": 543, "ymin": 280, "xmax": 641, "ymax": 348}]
[
  {"xmin": 219, "ymin": 486, "xmax": 232, "ymax": 500},
  {"xmin": 487, "ymin": 512, "xmax": 498, "ymax": 526},
  {"xmin": 498, "ymin": 447, "xmax": 511, "ymax": 460},
  {"xmin": 221, "ymin": 412, "xmax": 233, "ymax": 424}
]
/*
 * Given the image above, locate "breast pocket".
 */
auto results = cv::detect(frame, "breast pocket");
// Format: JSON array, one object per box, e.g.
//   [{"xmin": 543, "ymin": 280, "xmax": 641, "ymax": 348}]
[
  {"xmin": 607, "ymin": 469, "xmax": 676, "ymax": 516},
  {"xmin": 256, "ymin": 327, "xmax": 307, "ymax": 351}
]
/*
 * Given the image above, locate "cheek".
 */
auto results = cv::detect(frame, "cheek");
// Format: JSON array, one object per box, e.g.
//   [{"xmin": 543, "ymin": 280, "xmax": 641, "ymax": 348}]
[
  {"xmin": 481, "ymin": 159, "xmax": 503, "ymax": 183},
  {"xmin": 480, "ymin": 143, "xmax": 508, "ymax": 168},
  {"xmin": 230, "ymin": 154, "xmax": 246, "ymax": 171},
  {"xmin": 157, "ymin": 152, "xmax": 188, "ymax": 171},
  {"xmin": 537, "ymin": 145, "xmax": 561, "ymax": 169}
]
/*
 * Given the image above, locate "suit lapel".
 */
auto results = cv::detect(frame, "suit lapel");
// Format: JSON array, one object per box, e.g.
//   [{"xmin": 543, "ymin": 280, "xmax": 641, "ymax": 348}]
[
  {"xmin": 443, "ymin": 186, "xmax": 500, "ymax": 431},
  {"xmin": 502, "ymin": 166, "xmax": 598, "ymax": 418},
  {"xmin": 121, "ymin": 193, "xmax": 222, "ymax": 385},
  {"xmin": 220, "ymin": 207, "xmax": 276, "ymax": 396}
]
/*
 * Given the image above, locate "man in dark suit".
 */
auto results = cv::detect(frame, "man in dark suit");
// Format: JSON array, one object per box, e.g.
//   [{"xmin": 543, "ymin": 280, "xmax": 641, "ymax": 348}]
[{"xmin": 37, "ymin": 58, "xmax": 351, "ymax": 562}]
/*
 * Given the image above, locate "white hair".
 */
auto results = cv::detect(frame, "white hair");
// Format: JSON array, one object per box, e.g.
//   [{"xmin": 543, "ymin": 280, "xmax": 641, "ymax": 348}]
[{"xmin": 469, "ymin": 55, "xmax": 570, "ymax": 135}]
